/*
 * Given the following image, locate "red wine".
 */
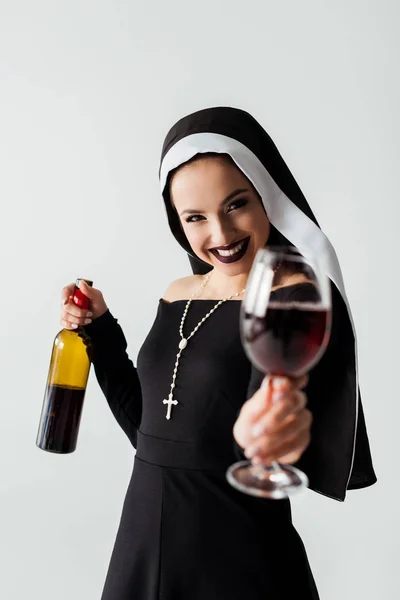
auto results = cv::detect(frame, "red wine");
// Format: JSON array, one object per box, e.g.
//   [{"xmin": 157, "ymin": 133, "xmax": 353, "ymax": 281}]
[
  {"xmin": 243, "ymin": 303, "xmax": 330, "ymax": 376},
  {"xmin": 36, "ymin": 385, "xmax": 86, "ymax": 453}
]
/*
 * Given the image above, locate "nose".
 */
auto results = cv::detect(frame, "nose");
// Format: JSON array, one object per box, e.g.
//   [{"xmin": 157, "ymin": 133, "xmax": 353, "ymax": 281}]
[{"xmin": 208, "ymin": 216, "xmax": 236, "ymax": 248}]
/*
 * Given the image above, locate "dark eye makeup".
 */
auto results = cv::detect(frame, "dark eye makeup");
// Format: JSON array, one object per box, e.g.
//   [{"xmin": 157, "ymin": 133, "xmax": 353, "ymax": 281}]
[{"xmin": 185, "ymin": 198, "xmax": 248, "ymax": 223}]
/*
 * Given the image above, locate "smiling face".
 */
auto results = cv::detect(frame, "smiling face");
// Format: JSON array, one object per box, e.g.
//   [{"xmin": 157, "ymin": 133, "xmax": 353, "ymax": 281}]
[{"xmin": 169, "ymin": 154, "xmax": 271, "ymax": 277}]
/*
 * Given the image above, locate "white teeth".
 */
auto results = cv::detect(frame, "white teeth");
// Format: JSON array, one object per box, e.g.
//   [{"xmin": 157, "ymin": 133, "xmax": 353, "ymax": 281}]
[{"xmin": 216, "ymin": 240, "xmax": 245, "ymax": 257}]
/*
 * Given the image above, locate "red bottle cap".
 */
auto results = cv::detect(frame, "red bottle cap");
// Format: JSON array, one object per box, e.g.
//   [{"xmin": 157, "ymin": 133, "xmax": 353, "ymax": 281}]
[{"xmin": 73, "ymin": 278, "xmax": 93, "ymax": 310}]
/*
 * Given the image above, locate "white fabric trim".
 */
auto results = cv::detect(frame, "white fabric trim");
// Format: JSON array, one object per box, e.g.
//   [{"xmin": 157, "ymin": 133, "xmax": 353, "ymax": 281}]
[{"xmin": 160, "ymin": 132, "xmax": 359, "ymax": 490}]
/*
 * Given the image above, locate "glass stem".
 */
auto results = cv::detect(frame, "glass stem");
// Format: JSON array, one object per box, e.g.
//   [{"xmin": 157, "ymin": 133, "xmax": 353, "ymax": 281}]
[{"xmin": 267, "ymin": 379, "xmax": 282, "ymax": 474}]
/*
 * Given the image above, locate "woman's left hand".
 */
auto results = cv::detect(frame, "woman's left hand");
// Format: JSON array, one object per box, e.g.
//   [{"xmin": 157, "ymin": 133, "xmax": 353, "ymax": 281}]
[{"xmin": 233, "ymin": 375, "xmax": 312, "ymax": 465}]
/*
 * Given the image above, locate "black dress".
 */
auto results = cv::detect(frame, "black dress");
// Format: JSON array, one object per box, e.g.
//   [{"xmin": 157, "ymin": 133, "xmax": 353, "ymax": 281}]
[{"xmin": 86, "ymin": 285, "xmax": 321, "ymax": 600}]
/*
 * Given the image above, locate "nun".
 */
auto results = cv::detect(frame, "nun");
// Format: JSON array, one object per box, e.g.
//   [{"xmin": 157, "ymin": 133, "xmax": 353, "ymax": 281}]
[{"xmin": 61, "ymin": 106, "xmax": 377, "ymax": 599}]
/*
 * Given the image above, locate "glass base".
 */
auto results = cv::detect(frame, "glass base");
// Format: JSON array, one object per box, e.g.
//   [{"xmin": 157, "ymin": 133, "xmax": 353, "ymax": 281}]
[{"xmin": 226, "ymin": 460, "xmax": 309, "ymax": 499}]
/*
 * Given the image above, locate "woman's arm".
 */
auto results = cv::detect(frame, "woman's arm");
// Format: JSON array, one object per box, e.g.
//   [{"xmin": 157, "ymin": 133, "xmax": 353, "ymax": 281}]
[{"xmin": 84, "ymin": 310, "xmax": 142, "ymax": 448}]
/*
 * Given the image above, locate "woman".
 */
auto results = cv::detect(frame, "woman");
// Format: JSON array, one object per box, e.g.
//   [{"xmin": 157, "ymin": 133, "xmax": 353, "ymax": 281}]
[{"xmin": 61, "ymin": 107, "xmax": 376, "ymax": 599}]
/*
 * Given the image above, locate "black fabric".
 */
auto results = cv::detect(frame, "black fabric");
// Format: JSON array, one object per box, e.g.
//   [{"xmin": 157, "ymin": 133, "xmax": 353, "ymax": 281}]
[
  {"xmin": 85, "ymin": 287, "xmax": 322, "ymax": 599},
  {"xmin": 86, "ymin": 310, "xmax": 141, "ymax": 448}
]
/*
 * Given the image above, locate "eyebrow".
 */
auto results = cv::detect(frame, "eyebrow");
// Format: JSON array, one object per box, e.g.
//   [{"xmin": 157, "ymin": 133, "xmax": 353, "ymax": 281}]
[{"xmin": 178, "ymin": 188, "xmax": 249, "ymax": 217}]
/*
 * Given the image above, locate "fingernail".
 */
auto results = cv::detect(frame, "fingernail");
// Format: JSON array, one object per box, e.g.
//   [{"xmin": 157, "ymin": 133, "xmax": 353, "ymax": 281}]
[
  {"xmin": 84, "ymin": 318, "xmax": 92, "ymax": 325},
  {"xmin": 273, "ymin": 377, "xmax": 288, "ymax": 389},
  {"xmin": 87, "ymin": 312, "xmax": 93, "ymax": 317},
  {"xmin": 261, "ymin": 377, "xmax": 270, "ymax": 391},
  {"xmin": 71, "ymin": 323, "xmax": 78, "ymax": 329},
  {"xmin": 251, "ymin": 423, "xmax": 264, "ymax": 437}
]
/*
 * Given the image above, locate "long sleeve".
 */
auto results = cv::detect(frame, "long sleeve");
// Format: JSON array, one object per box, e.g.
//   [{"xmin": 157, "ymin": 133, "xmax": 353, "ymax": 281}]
[{"xmin": 83, "ymin": 310, "xmax": 142, "ymax": 447}]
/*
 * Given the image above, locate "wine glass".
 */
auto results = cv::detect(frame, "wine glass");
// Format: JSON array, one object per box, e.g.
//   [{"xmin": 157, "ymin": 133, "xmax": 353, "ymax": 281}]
[{"xmin": 226, "ymin": 246, "xmax": 332, "ymax": 499}]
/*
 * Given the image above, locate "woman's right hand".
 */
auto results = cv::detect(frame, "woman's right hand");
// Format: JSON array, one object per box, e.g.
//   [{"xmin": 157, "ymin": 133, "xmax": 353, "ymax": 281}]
[{"xmin": 60, "ymin": 280, "xmax": 108, "ymax": 330}]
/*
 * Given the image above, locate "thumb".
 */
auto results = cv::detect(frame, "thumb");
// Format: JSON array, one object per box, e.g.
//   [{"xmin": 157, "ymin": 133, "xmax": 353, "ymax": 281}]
[{"xmin": 78, "ymin": 279, "xmax": 97, "ymax": 298}]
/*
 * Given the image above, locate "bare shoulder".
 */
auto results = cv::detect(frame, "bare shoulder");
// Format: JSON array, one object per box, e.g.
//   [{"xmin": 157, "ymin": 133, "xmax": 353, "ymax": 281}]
[
  {"xmin": 163, "ymin": 275, "xmax": 204, "ymax": 302},
  {"xmin": 282, "ymin": 273, "xmax": 313, "ymax": 287},
  {"xmin": 272, "ymin": 273, "xmax": 313, "ymax": 291}
]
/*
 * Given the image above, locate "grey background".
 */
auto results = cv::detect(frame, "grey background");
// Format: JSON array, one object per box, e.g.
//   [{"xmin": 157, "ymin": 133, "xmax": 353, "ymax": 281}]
[{"xmin": 0, "ymin": 1, "xmax": 398, "ymax": 598}]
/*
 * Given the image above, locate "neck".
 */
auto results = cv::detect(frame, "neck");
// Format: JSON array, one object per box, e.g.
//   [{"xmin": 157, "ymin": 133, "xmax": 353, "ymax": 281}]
[{"xmin": 202, "ymin": 269, "xmax": 248, "ymax": 299}]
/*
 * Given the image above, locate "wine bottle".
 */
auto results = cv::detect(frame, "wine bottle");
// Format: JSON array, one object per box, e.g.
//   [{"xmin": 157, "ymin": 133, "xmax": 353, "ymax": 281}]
[{"xmin": 36, "ymin": 278, "xmax": 93, "ymax": 454}]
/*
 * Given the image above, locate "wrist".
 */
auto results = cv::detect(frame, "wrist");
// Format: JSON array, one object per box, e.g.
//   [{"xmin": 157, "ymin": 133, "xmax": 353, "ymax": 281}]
[{"xmin": 93, "ymin": 305, "xmax": 108, "ymax": 320}]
